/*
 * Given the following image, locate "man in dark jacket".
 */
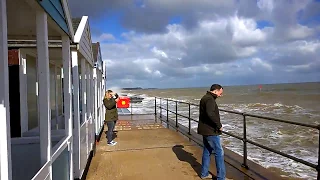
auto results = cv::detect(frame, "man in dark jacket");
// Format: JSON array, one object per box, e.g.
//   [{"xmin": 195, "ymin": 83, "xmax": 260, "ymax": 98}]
[{"xmin": 197, "ymin": 84, "xmax": 225, "ymax": 179}]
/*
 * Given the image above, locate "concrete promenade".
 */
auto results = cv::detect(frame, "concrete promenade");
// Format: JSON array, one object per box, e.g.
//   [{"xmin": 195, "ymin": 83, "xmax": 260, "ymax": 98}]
[{"xmin": 85, "ymin": 115, "xmax": 285, "ymax": 180}]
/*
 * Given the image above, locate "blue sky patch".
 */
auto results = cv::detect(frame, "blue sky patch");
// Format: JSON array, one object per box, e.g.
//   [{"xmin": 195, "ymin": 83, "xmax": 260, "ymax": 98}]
[
  {"xmin": 91, "ymin": 12, "xmax": 128, "ymax": 42},
  {"xmin": 134, "ymin": 0, "xmax": 145, "ymax": 8},
  {"xmin": 256, "ymin": 20, "xmax": 274, "ymax": 29},
  {"xmin": 169, "ymin": 16, "xmax": 183, "ymax": 25}
]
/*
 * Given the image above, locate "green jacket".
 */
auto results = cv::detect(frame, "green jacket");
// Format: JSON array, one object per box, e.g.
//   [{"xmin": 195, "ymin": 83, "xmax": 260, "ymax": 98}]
[{"xmin": 103, "ymin": 98, "xmax": 118, "ymax": 121}]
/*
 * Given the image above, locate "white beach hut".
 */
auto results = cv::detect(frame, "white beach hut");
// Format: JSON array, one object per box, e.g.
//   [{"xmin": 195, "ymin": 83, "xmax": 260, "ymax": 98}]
[{"xmin": 0, "ymin": 0, "xmax": 105, "ymax": 179}]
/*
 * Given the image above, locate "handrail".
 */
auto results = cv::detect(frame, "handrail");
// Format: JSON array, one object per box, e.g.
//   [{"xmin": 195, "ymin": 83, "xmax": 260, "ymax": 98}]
[
  {"xmin": 156, "ymin": 97, "xmax": 319, "ymax": 129},
  {"xmin": 31, "ymin": 161, "xmax": 51, "ymax": 180},
  {"xmin": 154, "ymin": 97, "xmax": 320, "ymax": 178},
  {"xmin": 52, "ymin": 135, "xmax": 72, "ymax": 162}
]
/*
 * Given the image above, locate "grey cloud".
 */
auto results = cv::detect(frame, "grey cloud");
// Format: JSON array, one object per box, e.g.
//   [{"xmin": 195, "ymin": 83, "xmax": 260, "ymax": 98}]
[
  {"xmin": 67, "ymin": 0, "xmax": 320, "ymax": 87},
  {"xmin": 69, "ymin": 0, "xmax": 318, "ymax": 39},
  {"xmin": 121, "ymin": 10, "xmax": 171, "ymax": 34},
  {"xmin": 68, "ymin": 0, "xmax": 130, "ymax": 18},
  {"xmin": 263, "ymin": 40, "xmax": 320, "ymax": 71},
  {"xmin": 286, "ymin": 61, "xmax": 320, "ymax": 74},
  {"xmin": 68, "ymin": 0, "xmax": 238, "ymax": 33},
  {"xmin": 301, "ymin": 1, "xmax": 320, "ymax": 21}
]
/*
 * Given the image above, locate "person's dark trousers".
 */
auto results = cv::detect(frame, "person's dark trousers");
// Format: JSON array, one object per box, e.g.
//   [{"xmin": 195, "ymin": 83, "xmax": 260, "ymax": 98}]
[
  {"xmin": 106, "ymin": 121, "xmax": 115, "ymax": 143},
  {"xmin": 113, "ymin": 120, "xmax": 118, "ymax": 132}
]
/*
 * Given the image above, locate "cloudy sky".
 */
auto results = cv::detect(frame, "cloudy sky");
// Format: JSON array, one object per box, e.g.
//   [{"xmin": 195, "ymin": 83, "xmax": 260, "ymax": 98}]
[{"xmin": 69, "ymin": 0, "xmax": 320, "ymax": 88}]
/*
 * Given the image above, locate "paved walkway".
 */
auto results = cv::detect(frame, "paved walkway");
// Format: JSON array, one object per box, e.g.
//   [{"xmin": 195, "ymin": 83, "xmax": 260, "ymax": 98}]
[{"xmin": 85, "ymin": 115, "xmax": 284, "ymax": 180}]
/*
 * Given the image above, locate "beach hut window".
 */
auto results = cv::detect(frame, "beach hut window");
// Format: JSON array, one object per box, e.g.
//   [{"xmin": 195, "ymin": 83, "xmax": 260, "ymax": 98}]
[
  {"xmin": 57, "ymin": 67, "xmax": 63, "ymax": 116},
  {"xmin": 26, "ymin": 55, "xmax": 38, "ymax": 130},
  {"xmin": 50, "ymin": 64, "xmax": 56, "ymax": 120}
]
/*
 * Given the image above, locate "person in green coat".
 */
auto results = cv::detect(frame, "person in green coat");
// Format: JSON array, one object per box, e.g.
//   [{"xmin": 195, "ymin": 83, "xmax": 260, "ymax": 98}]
[{"xmin": 103, "ymin": 90, "xmax": 119, "ymax": 146}]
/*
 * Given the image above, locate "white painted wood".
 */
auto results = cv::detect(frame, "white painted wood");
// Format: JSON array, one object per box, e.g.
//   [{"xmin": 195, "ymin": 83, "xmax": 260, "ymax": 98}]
[
  {"xmin": 99, "ymin": 74, "xmax": 103, "ymax": 126},
  {"xmin": 54, "ymin": 65, "xmax": 58, "ymax": 129},
  {"xmin": 90, "ymin": 68, "xmax": 93, "ymax": 119},
  {"xmin": 68, "ymin": 138, "xmax": 74, "ymax": 180},
  {"xmin": 71, "ymin": 51, "xmax": 81, "ymax": 179},
  {"xmin": 97, "ymin": 74, "xmax": 100, "ymax": 127},
  {"xmin": 81, "ymin": 58, "xmax": 87, "ymax": 124},
  {"xmin": 88, "ymin": 68, "xmax": 92, "ymax": 149},
  {"xmin": 90, "ymin": 68, "xmax": 94, "ymax": 148},
  {"xmin": 100, "ymin": 73, "xmax": 103, "ymax": 127},
  {"xmin": 62, "ymin": 36, "xmax": 72, "ymax": 137},
  {"xmin": 61, "ymin": 0, "xmax": 74, "ymax": 40},
  {"xmin": 86, "ymin": 64, "xmax": 90, "ymax": 120},
  {"xmin": 74, "ymin": 16, "xmax": 88, "ymax": 43},
  {"xmin": 31, "ymin": 161, "xmax": 51, "ymax": 180},
  {"xmin": 100, "ymin": 74, "xmax": 103, "ymax": 127},
  {"xmin": 89, "ymin": 65, "xmax": 93, "ymax": 118},
  {"xmin": 62, "ymin": 36, "xmax": 73, "ymax": 179},
  {"xmin": 0, "ymin": 0, "xmax": 12, "ymax": 179},
  {"xmin": 60, "ymin": 68, "xmax": 63, "ymax": 115},
  {"xmin": 102, "ymin": 75, "xmax": 105, "ymax": 121},
  {"xmin": 51, "ymin": 136, "xmax": 71, "ymax": 162},
  {"xmin": 60, "ymin": 68, "xmax": 64, "ymax": 116},
  {"xmin": 74, "ymin": 16, "xmax": 94, "ymax": 66},
  {"xmin": 36, "ymin": 11, "xmax": 52, "ymax": 179},
  {"xmin": 97, "ymin": 73, "xmax": 101, "ymax": 127},
  {"xmin": 81, "ymin": 59, "xmax": 89, "ymax": 160},
  {"xmin": 86, "ymin": 63, "xmax": 90, "ymax": 156},
  {"xmin": 90, "ymin": 68, "xmax": 92, "ymax": 119},
  {"xmin": 19, "ymin": 51, "xmax": 29, "ymax": 135},
  {"xmin": 80, "ymin": 26, "xmax": 93, "ymax": 65},
  {"xmin": 93, "ymin": 69, "xmax": 98, "ymax": 135}
]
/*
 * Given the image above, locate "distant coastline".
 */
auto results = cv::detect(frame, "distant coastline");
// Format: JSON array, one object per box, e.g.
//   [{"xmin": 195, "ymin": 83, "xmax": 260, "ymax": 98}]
[{"xmin": 121, "ymin": 87, "xmax": 157, "ymax": 90}]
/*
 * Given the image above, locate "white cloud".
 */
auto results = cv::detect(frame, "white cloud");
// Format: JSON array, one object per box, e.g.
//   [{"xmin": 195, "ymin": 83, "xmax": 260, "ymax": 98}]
[
  {"xmin": 296, "ymin": 41, "xmax": 320, "ymax": 53},
  {"xmin": 285, "ymin": 64, "xmax": 311, "ymax": 72},
  {"xmin": 287, "ymin": 25, "xmax": 315, "ymax": 40},
  {"xmin": 251, "ymin": 58, "xmax": 273, "ymax": 71},
  {"xmin": 227, "ymin": 16, "xmax": 266, "ymax": 46},
  {"xmin": 257, "ymin": 0, "xmax": 274, "ymax": 12},
  {"xmin": 93, "ymin": 33, "xmax": 115, "ymax": 42},
  {"xmin": 151, "ymin": 47, "xmax": 168, "ymax": 59}
]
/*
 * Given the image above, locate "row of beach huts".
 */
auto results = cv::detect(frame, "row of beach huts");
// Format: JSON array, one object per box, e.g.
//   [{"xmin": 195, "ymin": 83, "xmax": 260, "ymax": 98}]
[{"xmin": 1, "ymin": 0, "xmax": 107, "ymax": 179}]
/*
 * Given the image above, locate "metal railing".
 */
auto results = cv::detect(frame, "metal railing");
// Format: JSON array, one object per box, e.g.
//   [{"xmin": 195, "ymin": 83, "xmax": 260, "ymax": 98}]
[
  {"xmin": 154, "ymin": 97, "xmax": 320, "ymax": 179},
  {"xmin": 119, "ymin": 100, "xmax": 155, "ymax": 115}
]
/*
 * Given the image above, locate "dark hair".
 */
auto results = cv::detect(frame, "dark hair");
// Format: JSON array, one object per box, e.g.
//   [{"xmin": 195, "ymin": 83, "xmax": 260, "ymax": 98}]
[
  {"xmin": 210, "ymin": 84, "xmax": 223, "ymax": 91},
  {"xmin": 107, "ymin": 90, "xmax": 113, "ymax": 93}
]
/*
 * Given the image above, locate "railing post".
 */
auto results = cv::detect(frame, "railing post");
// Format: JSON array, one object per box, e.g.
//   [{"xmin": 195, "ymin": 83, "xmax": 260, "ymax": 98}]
[
  {"xmin": 188, "ymin": 103, "xmax": 191, "ymax": 135},
  {"xmin": 175, "ymin": 101, "xmax": 178, "ymax": 127},
  {"xmin": 154, "ymin": 97, "xmax": 157, "ymax": 116},
  {"xmin": 166, "ymin": 99, "xmax": 169, "ymax": 122},
  {"xmin": 130, "ymin": 101, "xmax": 133, "ymax": 115},
  {"xmin": 242, "ymin": 113, "xmax": 248, "ymax": 169},
  {"xmin": 160, "ymin": 98, "xmax": 162, "ymax": 119}
]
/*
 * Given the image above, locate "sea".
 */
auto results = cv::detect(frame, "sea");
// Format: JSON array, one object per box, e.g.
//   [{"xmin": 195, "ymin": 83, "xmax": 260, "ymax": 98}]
[{"xmin": 115, "ymin": 82, "xmax": 319, "ymax": 179}]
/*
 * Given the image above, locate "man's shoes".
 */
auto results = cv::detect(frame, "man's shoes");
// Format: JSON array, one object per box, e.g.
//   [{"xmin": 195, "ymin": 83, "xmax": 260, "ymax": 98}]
[
  {"xmin": 200, "ymin": 174, "xmax": 233, "ymax": 180},
  {"xmin": 200, "ymin": 174, "xmax": 212, "ymax": 179},
  {"xmin": 107, "ymin": 141, "xmax": 117, "ymax": 146}
]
